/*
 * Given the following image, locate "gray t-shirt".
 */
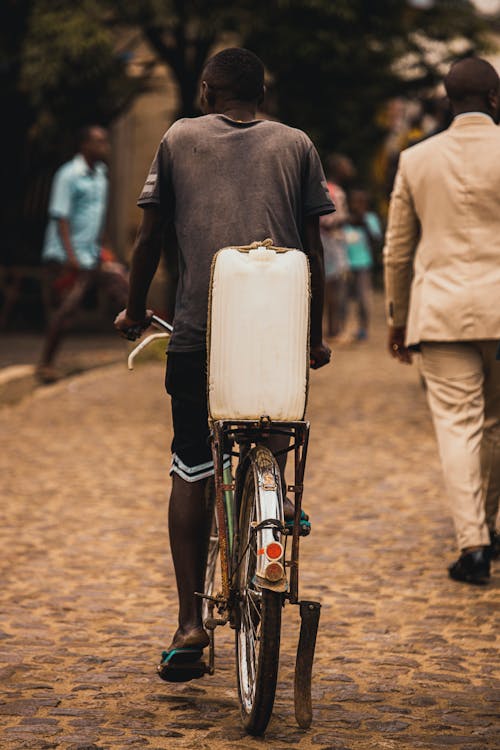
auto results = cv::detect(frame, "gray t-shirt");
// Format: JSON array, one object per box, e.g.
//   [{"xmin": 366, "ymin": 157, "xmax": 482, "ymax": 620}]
[{"xmin": 138, "ymin": 114, "xmax": 334, "ymax": 351}]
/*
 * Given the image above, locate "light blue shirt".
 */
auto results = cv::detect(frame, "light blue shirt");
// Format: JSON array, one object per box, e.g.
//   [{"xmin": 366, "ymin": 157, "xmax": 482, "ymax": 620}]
[
  {"xmin": 344, "ymin": 212, "xmax": 382, "ymax": 270},
  {"xmin": 42, "ymin": 154, "xmax": 108, "ymax": 269}
]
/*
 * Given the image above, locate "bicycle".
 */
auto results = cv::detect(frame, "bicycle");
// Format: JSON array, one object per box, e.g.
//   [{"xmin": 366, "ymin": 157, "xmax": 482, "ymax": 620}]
[{"xmin": 128, "ymin": 314, "xmax": 321, "ymax": 736}]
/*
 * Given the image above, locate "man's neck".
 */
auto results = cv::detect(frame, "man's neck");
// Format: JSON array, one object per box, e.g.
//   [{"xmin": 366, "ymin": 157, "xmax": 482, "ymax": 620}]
[
  {"xmin": 80, "ymin": 152, "xmax": 96, "ymax": 171},
  {"xmin": 217, "ymin": 101, "xmax": 257, "ymax": 122},
  {"xmin": 452, "ymin": 104, "xmax": 492, "ymax": 118}
]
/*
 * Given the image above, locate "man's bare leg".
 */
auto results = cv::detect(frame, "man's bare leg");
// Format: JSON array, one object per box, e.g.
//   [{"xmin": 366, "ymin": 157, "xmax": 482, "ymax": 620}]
[
  {"xmin": 167, "ymin": 473, "xmax": 211, "ymax": 651},
  {"xmin": 166, "ymin": 433, "xmax": 301, "ymax": 652},
  {"xmin": 38, "ymin": 273, "xmax": 89, "ymax": 370}
]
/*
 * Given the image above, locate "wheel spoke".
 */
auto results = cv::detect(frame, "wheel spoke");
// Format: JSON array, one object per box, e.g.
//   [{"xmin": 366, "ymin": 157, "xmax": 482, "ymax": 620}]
[
  {"xmin": 248, "ymin": 591, "xmax": 261, "ymax": 621},
  {"xmin": 246, "ymin": 597, "xmax": 259, "ymax": 640}
]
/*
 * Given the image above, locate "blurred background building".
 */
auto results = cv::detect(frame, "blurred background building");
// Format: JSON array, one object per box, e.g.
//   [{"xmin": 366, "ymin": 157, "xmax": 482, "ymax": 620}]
[{"xmin": 1, "ymin": 0, "xmax": 499, "ymax": 328}]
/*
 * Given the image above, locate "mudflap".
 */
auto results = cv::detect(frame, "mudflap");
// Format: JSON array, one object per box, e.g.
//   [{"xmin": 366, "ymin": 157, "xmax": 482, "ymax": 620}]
[{"xmin": 294, "ymin": 600, "xmax": 321, "ymax": 729}]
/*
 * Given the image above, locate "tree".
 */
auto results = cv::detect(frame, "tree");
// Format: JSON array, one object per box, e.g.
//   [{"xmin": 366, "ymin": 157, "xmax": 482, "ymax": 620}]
[
  {"xmin": 22, "ymin": 1, "xmax": 148, "ymax": 138},
  {"xmin": 109, "ymin": 0, "xmax": 240, "ymax": 117}
]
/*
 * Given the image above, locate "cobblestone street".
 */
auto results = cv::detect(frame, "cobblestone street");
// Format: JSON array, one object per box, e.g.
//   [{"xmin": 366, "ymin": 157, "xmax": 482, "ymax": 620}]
[{"xmin": 1, "ymin": 301, "xmax": 499, "ymax": 750}]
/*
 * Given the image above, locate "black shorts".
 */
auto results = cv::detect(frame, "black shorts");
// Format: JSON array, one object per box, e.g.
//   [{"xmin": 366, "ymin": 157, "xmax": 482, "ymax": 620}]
[{"xmin": 165, "ymin": 349, "xmax": 229, "ymax": 482}]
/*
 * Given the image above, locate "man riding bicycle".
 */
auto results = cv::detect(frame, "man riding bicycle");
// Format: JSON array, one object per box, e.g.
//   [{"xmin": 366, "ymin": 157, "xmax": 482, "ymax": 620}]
[{"xmin": 115, "ymin": 48, "xmax": 333, "ymax": 676}]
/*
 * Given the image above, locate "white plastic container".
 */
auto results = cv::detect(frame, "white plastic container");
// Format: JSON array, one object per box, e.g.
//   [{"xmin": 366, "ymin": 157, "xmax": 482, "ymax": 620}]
[{"xmin": 208, "ymin": 242, "xmax": 310, "ymax": 421}]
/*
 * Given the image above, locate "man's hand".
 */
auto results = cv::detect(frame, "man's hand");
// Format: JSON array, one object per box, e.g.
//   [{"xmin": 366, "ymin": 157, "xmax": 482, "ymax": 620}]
[
  {"xmin": 114, "ymin": 308, "xmax": 154, "ymax": 341},
  {"xmin": 310, "ymin": 341, "xmax": 332, "ymax": 370},
  {"xmin": 388, "ymin": 326, "xmax": 412, "ymax": 364},
  {"xmin": 65, "ymin": 257, "xmax": 80, "ymax": 272}
]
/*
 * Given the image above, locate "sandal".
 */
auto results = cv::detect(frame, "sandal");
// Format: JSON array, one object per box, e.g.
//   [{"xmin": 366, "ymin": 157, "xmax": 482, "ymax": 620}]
[
  {"xmin": 285, "ymin": 509, "xmax": 311, "ymax": 536},
  {"xmin": 157, "ymin": 647, "xmax": 206, "ymax": 683}
]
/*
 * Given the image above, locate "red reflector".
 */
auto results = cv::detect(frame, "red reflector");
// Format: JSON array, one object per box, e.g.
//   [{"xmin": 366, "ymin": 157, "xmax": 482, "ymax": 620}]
[
  {"xmin": 264, "ymin": 561, "xmax": 284, "ymax": 582},
  {"xmin": 266, "ymin": 542, "xmax": 283, "ymax": 560}
]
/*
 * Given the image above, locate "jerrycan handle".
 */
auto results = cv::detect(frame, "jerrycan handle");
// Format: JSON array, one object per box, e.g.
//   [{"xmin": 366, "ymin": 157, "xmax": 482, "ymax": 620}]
[{"xmin": 221, "ymin": 238, "xmax": 292, "ymax": 254}]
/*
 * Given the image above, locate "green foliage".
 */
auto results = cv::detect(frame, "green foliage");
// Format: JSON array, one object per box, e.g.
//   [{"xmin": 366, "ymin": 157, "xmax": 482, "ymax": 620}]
[
  {"xmin": 108, "ymin": 0, "xmax": 241, "ymax": 116},
  {"xmin": 21, "ymin": 0, "xmax": 142, "ymax": 140}
]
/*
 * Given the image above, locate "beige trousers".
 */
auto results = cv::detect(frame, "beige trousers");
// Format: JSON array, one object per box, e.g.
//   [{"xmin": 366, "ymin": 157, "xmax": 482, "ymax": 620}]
[{"xmin": 420, "ymin": 340, "xmax": 500, "ymax": 550}]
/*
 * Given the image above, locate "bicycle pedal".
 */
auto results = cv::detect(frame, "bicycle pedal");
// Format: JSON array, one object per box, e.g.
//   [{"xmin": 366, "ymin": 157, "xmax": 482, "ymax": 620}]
[
  {"xmin": 283, "ymin": 525, "xmax": 311, "ymax": 537},
  {"xmin": 204, "ymin": 616, "xmax": 227, "ymax": 629}
]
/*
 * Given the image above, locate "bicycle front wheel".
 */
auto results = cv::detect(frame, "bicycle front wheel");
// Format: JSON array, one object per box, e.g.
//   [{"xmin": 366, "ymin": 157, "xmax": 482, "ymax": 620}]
[{"xmin": 235, "ymin": 447, "xmax": 283, "ymax": 735}]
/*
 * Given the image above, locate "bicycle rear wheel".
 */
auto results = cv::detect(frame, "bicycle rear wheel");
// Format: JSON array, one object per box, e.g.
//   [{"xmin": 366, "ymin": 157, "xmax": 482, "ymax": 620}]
[{"xmin": 235, "ymin": 447, "xmax": 283, "ymax": 735}]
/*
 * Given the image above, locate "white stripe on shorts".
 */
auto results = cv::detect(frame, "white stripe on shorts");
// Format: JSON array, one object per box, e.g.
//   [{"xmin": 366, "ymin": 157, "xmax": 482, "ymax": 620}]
[{"xmin": 170, "ymin": 452, "xmax": 231, "ymax": 483}]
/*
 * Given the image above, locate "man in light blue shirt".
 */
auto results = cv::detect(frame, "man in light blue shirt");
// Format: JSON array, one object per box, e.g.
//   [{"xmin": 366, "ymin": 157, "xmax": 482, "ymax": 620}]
[
  {"xmin": 37, "ymin": 126, "xmax": 128, "ymax": 381},
  {"xmin": 42, "ymin": 153, "xmax": 108, "ymax": 269}
]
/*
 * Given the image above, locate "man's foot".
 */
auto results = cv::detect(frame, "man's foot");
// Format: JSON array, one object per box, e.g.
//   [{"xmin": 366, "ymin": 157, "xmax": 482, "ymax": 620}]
[
  {"xmin": 448, "ymin": 548, "xmax": 490, "ymax": 584},
  {"xmin": 488, "ymin": 530, "xmax": 500, "ymax": 561},
  {"xmin": 157, "ymin": 647, "xmax": 207, "ymax": 683},
  {"xmin": 332, "ymin": 332, "xmax": 355, "ymax": 346},
  {"xmin": 167, "ymin": 626, "xmax": 210, "ymax": 652},
  {"xmin": 283, "ymin": 497, "xmax": 311, "ymax": 535},
  {"xmin": 35, "ymin": 365, "xmax": 61, "ymax": 384},
  {"xmin": 158, "ymin": 626, "xmax": 209, "ymax": 683}
]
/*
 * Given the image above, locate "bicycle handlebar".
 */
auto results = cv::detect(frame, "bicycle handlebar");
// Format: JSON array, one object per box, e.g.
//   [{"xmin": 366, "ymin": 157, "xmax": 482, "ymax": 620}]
[
  {"xmin": 127, "ymin": 313, "xmax": 173, "ymax": 370},
  {"xmin": 151, "ymin": 314, "xmax": 173, "ymax": 334}
]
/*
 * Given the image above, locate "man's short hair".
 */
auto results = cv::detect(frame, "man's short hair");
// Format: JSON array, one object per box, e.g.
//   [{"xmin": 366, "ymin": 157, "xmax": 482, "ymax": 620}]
[
  {"xmin": 203, "ymin": 48, "xmax": 265, "ymax": 102},
  {"xmin": 444, "ymin": 57, "xmax": 499, "ymax": 103},
  {"xmin": 76, "ymin": 125, "xmax": 105, "ymax": 149}
]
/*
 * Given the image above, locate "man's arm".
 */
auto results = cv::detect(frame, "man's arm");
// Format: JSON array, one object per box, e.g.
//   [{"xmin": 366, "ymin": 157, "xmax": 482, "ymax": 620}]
[
  {"xmin": 114, "ymin": 206, "xmax": 164, "ymax": 335},
  {"xmin": 383, "ymin": 157, "xmax": 419, "ymax": 364},
  {"xmin": 48, "ymin": 165, "xmax": 79, "ymax": 268},
  {"xmin": 303, "ymin": 214, "xmax": 331, "ymax": 369}
]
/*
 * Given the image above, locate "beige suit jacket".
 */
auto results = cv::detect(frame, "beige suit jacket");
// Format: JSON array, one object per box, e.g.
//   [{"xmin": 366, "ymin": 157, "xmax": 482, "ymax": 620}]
[{"xmin": 384, "ymin": 113, "xmax": 500, "ymax": 347}]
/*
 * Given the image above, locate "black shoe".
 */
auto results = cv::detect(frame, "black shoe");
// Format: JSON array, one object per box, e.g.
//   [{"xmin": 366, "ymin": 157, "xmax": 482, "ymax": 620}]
[
  {"xmin": 487, "ymin": 530, "xmax": 500, "ymax": 561},
  {"xmin": 448, "ymin": 548, "xmax": 490, "ymax": 584}
]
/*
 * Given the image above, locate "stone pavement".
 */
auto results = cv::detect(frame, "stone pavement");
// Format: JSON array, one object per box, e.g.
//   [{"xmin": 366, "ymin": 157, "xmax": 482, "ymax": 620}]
[
  {"xmin": 0, "ymin": 333, "xmax": 127, "ymax": 406},
  {"xmin": 1, "ymin": 301, "xmax": 498, "ymax": 750}
]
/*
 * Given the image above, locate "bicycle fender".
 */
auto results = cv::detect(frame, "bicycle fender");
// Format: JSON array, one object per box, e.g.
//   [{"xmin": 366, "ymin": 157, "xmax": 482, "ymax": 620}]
[{"xmin": 249, "ymin": 446, "xmax": 287, "ymax": 591}]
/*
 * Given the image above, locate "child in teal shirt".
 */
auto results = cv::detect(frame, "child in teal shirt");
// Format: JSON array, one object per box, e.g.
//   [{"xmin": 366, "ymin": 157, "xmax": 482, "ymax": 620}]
[{"xmin": 344, "ymin": 189, "xmax": 382, "ymax": 341}]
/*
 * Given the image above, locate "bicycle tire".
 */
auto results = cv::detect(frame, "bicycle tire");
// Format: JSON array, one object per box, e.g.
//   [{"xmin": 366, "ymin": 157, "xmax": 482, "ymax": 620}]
[{"xmin": 235, "ymin": 447, "xmax": 283, "ymax": 735}]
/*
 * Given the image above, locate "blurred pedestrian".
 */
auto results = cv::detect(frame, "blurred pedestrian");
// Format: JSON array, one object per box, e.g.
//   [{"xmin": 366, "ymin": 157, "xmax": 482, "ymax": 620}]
[
  {"xmin": 384, "ymin": 57, "xmax": 500, "ymax": 584},
  {"xmin": 320, "ymin": 154, "xmax": 355, "ymax": 340},
  {"xmin": 344, "ymin": 188, "xmax": 382, "ymax": 341},
  {"xmin": 37, "ymin": 126, "xmax": 128, "ymax": 382}
]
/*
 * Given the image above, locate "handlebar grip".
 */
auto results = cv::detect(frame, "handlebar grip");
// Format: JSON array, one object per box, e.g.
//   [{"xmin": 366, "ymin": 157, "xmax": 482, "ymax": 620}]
[
  {"xmin": 124, "ymin": 314, "xmax": 154, "ymax": 340},
  {"xmin": 124, "ymin": 324, "xmax": 146, "ymax": 341},
  {"xmin": 121, "ymin": 313, "xmax": 172, "ymax": 341}
]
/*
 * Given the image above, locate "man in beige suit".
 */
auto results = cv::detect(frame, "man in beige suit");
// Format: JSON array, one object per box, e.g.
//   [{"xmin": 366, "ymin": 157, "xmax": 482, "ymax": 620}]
[{"xmin": 384, "ymin": 57, "xmax": 500, "ymax": 584}]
